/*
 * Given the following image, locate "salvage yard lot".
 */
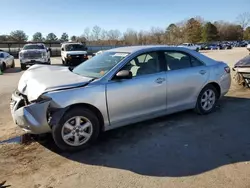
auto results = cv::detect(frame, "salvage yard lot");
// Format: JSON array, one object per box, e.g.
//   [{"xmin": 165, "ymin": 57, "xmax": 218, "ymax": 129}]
[{"xmin": 0, "ymin": 48, "xmax": 250, "ymax": 188}]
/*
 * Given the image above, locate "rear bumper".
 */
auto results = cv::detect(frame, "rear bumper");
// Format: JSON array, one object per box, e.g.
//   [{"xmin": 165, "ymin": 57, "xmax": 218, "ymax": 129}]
[
  {"xmin": 10, "ymin": 92, "xmax": 51, "ymax": 134},
  {"xmin": 219, "ymin": 73, "xmax": 231, "ymax": 97}
]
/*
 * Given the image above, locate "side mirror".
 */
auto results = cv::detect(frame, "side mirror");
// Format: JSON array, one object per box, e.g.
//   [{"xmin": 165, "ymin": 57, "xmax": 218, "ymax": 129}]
[
  {"xmin": 115, "ymin": 70, "xmax": 132, "ymax": 80},
  {"xmin": 61, "ymin": 48, "xmax": 64, "ymax": 51}
]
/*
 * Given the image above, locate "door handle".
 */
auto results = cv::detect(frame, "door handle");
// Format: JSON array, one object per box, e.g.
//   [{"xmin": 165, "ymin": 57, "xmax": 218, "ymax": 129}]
[
  {"xmin": 199, "ymin": 70, "xmax": 206, "ymax": 75},
  {"xmin": 155, "ymin": 77, "xmax": 165, "ymax": 84}
]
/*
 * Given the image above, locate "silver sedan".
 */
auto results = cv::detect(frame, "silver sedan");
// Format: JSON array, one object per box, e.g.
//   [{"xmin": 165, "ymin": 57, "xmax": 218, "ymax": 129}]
[{"xmin": 10, "ymin": 46, "xmax": 231, "ymax": 151}]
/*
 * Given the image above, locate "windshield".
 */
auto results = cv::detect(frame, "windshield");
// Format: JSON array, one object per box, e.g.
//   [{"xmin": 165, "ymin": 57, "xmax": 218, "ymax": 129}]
[
  {"xmin": 73, "ymin": 51, "xmax": 129, "ymax": 78},
  {"xmin": 65, "ymin": 44, "xmax": 86, "ymax": 51},
  {"xmin": 23, "ymin": 45, "xmax": 45, "ymax": 50}
]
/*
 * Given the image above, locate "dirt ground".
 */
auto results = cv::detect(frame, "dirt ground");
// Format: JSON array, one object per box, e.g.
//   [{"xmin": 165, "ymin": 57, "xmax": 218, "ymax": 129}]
[{"xmin": 1, "ymin": 48, "xmax": 250, "ymax": 188}]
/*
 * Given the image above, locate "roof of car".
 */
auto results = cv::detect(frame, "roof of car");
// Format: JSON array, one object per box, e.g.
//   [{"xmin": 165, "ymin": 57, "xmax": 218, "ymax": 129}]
[{"xmin": 107, "ymin": 45, "xmax": 191, "ymax": 53}]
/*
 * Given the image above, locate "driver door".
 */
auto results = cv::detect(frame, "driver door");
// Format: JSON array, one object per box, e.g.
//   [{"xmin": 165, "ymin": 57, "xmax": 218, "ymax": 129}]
[{"xmin": 106, "ymin": 51, "xmax": 167, "ymax": 128}]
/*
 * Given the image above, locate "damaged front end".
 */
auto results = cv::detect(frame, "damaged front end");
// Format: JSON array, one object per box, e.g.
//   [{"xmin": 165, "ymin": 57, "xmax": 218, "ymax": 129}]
[
  {"xmin": 10, "ymin": 90, "xmax": 53, "ymax": 134},
  {"xmin": 232, "ymin": 55, "xmax": 250, "ymax": 88}
]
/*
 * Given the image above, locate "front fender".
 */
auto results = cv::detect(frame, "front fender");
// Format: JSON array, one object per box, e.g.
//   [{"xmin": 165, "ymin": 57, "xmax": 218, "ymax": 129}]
[{"xmin": 44, "ymin": 84, "xmax": 110, "ymax": 128}]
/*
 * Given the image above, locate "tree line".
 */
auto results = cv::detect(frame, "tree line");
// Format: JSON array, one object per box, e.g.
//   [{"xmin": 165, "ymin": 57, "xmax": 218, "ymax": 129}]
[{"xmin": 0, "ymin": 12, "xmax": 250, "ymax": 46}]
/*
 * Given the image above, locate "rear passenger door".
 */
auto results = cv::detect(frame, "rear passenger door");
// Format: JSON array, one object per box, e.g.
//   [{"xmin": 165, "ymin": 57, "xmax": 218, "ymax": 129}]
[{"xmin": 163, "ymin": 51, "xmax": 209, "ymax": 112}]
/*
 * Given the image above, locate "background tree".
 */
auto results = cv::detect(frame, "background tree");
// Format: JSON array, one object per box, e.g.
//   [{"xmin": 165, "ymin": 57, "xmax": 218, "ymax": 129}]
[
  {"xmin": 83, "ymin": 27, "xmax": 91, "ymax": 41},
  {"xmin": 46, "ymin": 33, "xmax": 58, "ymax": 42},
  {"xmin": 185, "ymin": 18, "xmax": 202, "ymax": 43},
  {"xmin": 236, "ymin": 12, "xmax": 250, "ymax": 30},
  {"xmin": 244, "ymin": 26, "xmax": 250, "ymax": 40},
  {"xmin": 123, "ymin": 29, "xmax": 138, "ymax": 45},
  {"xmin": 92, "ymin": 25, "xmax": 102, "ymax": 41},
  {"xmin": 60, "ymin": 32, "xmax": 69, "ymax": 42},
  {"xmin": 32, "ymin": 32, "xmax": 43, "ymax": 42},
  {"xmin": 202, "ymin": 22, "xmax": 219, "ymax": 42},
  {"xmin": 9, "ymin": 30, "xmax": 28, "ymax": 42},
  {"xmin": 0, "ymin": 35, "xmax": 10, "ymax": 42},
  {"xmin": 70, "ymin": 35, "xmax": 77, "ymax": 42}
]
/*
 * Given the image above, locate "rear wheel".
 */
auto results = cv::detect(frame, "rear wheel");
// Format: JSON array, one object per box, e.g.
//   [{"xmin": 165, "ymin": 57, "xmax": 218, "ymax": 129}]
[
  {"xmin": 1, "ymin": 62, "xmax": 6, "ymax": 72},
  {"xmin": 195, "ymin": 85, "xmax": 218, "ymax": 115},
  {"xmin": 21, "ymin": 64, "xmax": 27, "ymax": 70},
  {"xmin": 52, "ymin": 107, "xmax": 100, "ymax": 151}
]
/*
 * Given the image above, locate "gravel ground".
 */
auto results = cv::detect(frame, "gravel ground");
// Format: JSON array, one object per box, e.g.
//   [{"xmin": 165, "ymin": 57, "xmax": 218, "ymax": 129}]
[{"xmin": 0, "ymin": 49, "xmax": 250, "ymax": 188}]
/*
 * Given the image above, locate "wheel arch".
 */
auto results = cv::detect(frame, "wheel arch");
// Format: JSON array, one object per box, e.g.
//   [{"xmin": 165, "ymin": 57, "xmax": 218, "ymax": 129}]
[
  {"xmin": 64, "ymin": 103, "xmax": 105, "ymax": 131},
  {"xmin": 202, "ymin": 82, "xmax": 221, "ymax": 98}
]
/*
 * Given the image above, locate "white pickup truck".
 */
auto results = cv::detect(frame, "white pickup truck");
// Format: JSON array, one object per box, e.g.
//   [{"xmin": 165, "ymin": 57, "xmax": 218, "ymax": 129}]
[
  {"xmin": 19, "ymin": 43, "xmax": 51, "ymax": 70},
  {"xmin": 178, "ymin": 43, "xmax": 200, "ymax": 52}
]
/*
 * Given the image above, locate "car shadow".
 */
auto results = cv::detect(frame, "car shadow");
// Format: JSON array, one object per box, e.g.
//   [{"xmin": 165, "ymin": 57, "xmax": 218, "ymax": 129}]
[
  {"xmin": 3, "ymin": 67, "xmax": 21, "ymax": 73},
  {"xmin": 40, "ymin": 96, "xmax": 250, "ymax": 177}
]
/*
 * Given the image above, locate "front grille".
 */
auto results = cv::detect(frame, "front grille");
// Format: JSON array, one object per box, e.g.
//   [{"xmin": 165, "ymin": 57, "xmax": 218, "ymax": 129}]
[
  {"xmin": 71, "ymin": 55, "xmax": 84, "ymax": 60},
  {"xmin": 23, "ymin": 52, "xmax": 42, "ymax": 59}
]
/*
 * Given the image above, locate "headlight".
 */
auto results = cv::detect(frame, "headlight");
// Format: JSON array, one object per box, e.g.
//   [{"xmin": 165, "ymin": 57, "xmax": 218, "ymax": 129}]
[{"xmin": 19, "ymin": 53, "xmax": 23, "ymax": 58}]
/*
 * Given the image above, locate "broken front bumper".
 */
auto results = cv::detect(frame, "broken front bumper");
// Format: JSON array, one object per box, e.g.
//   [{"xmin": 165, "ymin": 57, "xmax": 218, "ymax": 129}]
[{"xmin": 10, "ymin": 91, "xmax": 52, "ymax": 134}]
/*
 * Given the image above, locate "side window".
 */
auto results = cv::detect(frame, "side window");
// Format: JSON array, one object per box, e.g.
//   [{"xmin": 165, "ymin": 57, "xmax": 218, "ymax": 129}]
[
  {"xmin": 165, "ymin": 51, "xmax": 204, "ymax": 70},
  {"xmin": 0, "ymin": 53, "xmax": 4, "ymax": 58},
  {"xmin": 165, "ymin": 52, "xmax": 191, "ymax": 70},
  {"xmin": 190, "ymin": 56, "xmax": 204, "ymax": 67},
  {"xmin": 121, "ymin": 52, "xmax": 161, "ymax": 77}
]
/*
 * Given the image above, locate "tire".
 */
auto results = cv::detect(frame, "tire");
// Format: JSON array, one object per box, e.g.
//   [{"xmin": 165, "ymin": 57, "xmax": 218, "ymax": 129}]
[
  {"xmin": 0, "ymin": 62, "xmax": 6, "ymax": 72},
  {"xmin": 52, "ymin": 107, "xmax": 100, "ymax": 151},
  {"xmin": 62, "ymin": 59, "xmax": 65, "ymax": 65},
  {"xmin": 21, "ymin": 64, "xmax": 27, "ymax": 70},
  {"xmin": 11, "ymin": 60, "xmax": 15, "ymax": 68},
  {"xmin": 194, "ymin": 85, "xmax": 218, "ymax": 115},
  {"xmin": 48, "ymin": 58, "xmax": 51, "ymax": 65}
]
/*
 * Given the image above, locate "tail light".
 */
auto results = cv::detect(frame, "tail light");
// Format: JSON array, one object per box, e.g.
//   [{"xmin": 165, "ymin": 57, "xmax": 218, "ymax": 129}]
[{"xmin": 224, "ymin": 66, "xmax": 230, "ymax": 73}]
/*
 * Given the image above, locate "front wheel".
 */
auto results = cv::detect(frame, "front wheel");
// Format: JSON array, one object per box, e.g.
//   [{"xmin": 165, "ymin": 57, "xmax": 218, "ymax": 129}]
[
  {"xmin": 195, "ymin": 85, "xmax": 218, "ymax": 115},
  {"xmin": 21, "ymin": 63, "xmax": 26, "ymax": 70},
  {"xmin": 52, "ymin": 108, "xmax": 100, "ymax": 151}
]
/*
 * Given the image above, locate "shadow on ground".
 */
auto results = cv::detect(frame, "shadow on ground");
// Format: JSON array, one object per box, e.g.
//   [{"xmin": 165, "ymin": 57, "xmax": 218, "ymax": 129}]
[
  {"xmin": 41, "ymin": 96, "xmax": 250, "ymax": 177},
  {"xmin": 3, "ymin": 67, "xmax": 21, "ymax": 73}
]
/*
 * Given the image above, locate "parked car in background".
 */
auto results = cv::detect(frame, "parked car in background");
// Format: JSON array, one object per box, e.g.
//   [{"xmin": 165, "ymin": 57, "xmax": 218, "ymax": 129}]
[
  {"xmin": 0, "ymin": 52, "xmax": 15, "ymax": 72},
  {"xmin": 221, "ymin": 43, "xmax": 232, "ymax": 50},
  {"xmin": 19, "ymin": 43, "xmax": 51, "ymax": 70},
  {"xmin": 178, "ymin": 43, "xmax": 200, "ymax": 51},
  {"xmin": 61, "ymin": 42, "xmax": 88, "ymax": 66},
  {"xmin": 10, "ymin": 46, "xmax": 231, "ymax": 151}
]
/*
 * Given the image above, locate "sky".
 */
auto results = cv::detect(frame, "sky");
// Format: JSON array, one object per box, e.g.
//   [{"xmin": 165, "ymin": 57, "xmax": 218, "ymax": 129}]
[{"xmin": 1, "ymin": 0, "xmax": 250, "ymax": 39}]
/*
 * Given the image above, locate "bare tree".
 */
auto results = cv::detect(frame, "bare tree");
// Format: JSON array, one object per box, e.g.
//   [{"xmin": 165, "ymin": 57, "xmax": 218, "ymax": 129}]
[
  {"xmin": 83, "ymin": 27, "xmax": 91, "ymax": 41},
  {"xmin": 100, "ymin": 30, "xmax": 107, "ymax": 40},
  {"xmin": 123, "ymin": 29, "xmax": 138, "ymax": 45},
  {"xmin": 92, "ymin": 25, "xmax": 102, "ymax": 41},
  {"xmin": 237, "ymin": 12, "xmax": 250, "ymax": 29}
]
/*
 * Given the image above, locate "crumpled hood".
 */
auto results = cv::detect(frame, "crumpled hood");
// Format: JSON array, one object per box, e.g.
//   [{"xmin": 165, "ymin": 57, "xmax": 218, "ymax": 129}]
[
  {"xmin": 234, "ymin": 55, "xmax": 250, "ymax": 67},
  {"xmin": 18, "ymin": 65, "xmax": 93, "ymax": 101},
  {"xmin": 66, "ymin": 51, "xmax": 87, "ymax": 55}
]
